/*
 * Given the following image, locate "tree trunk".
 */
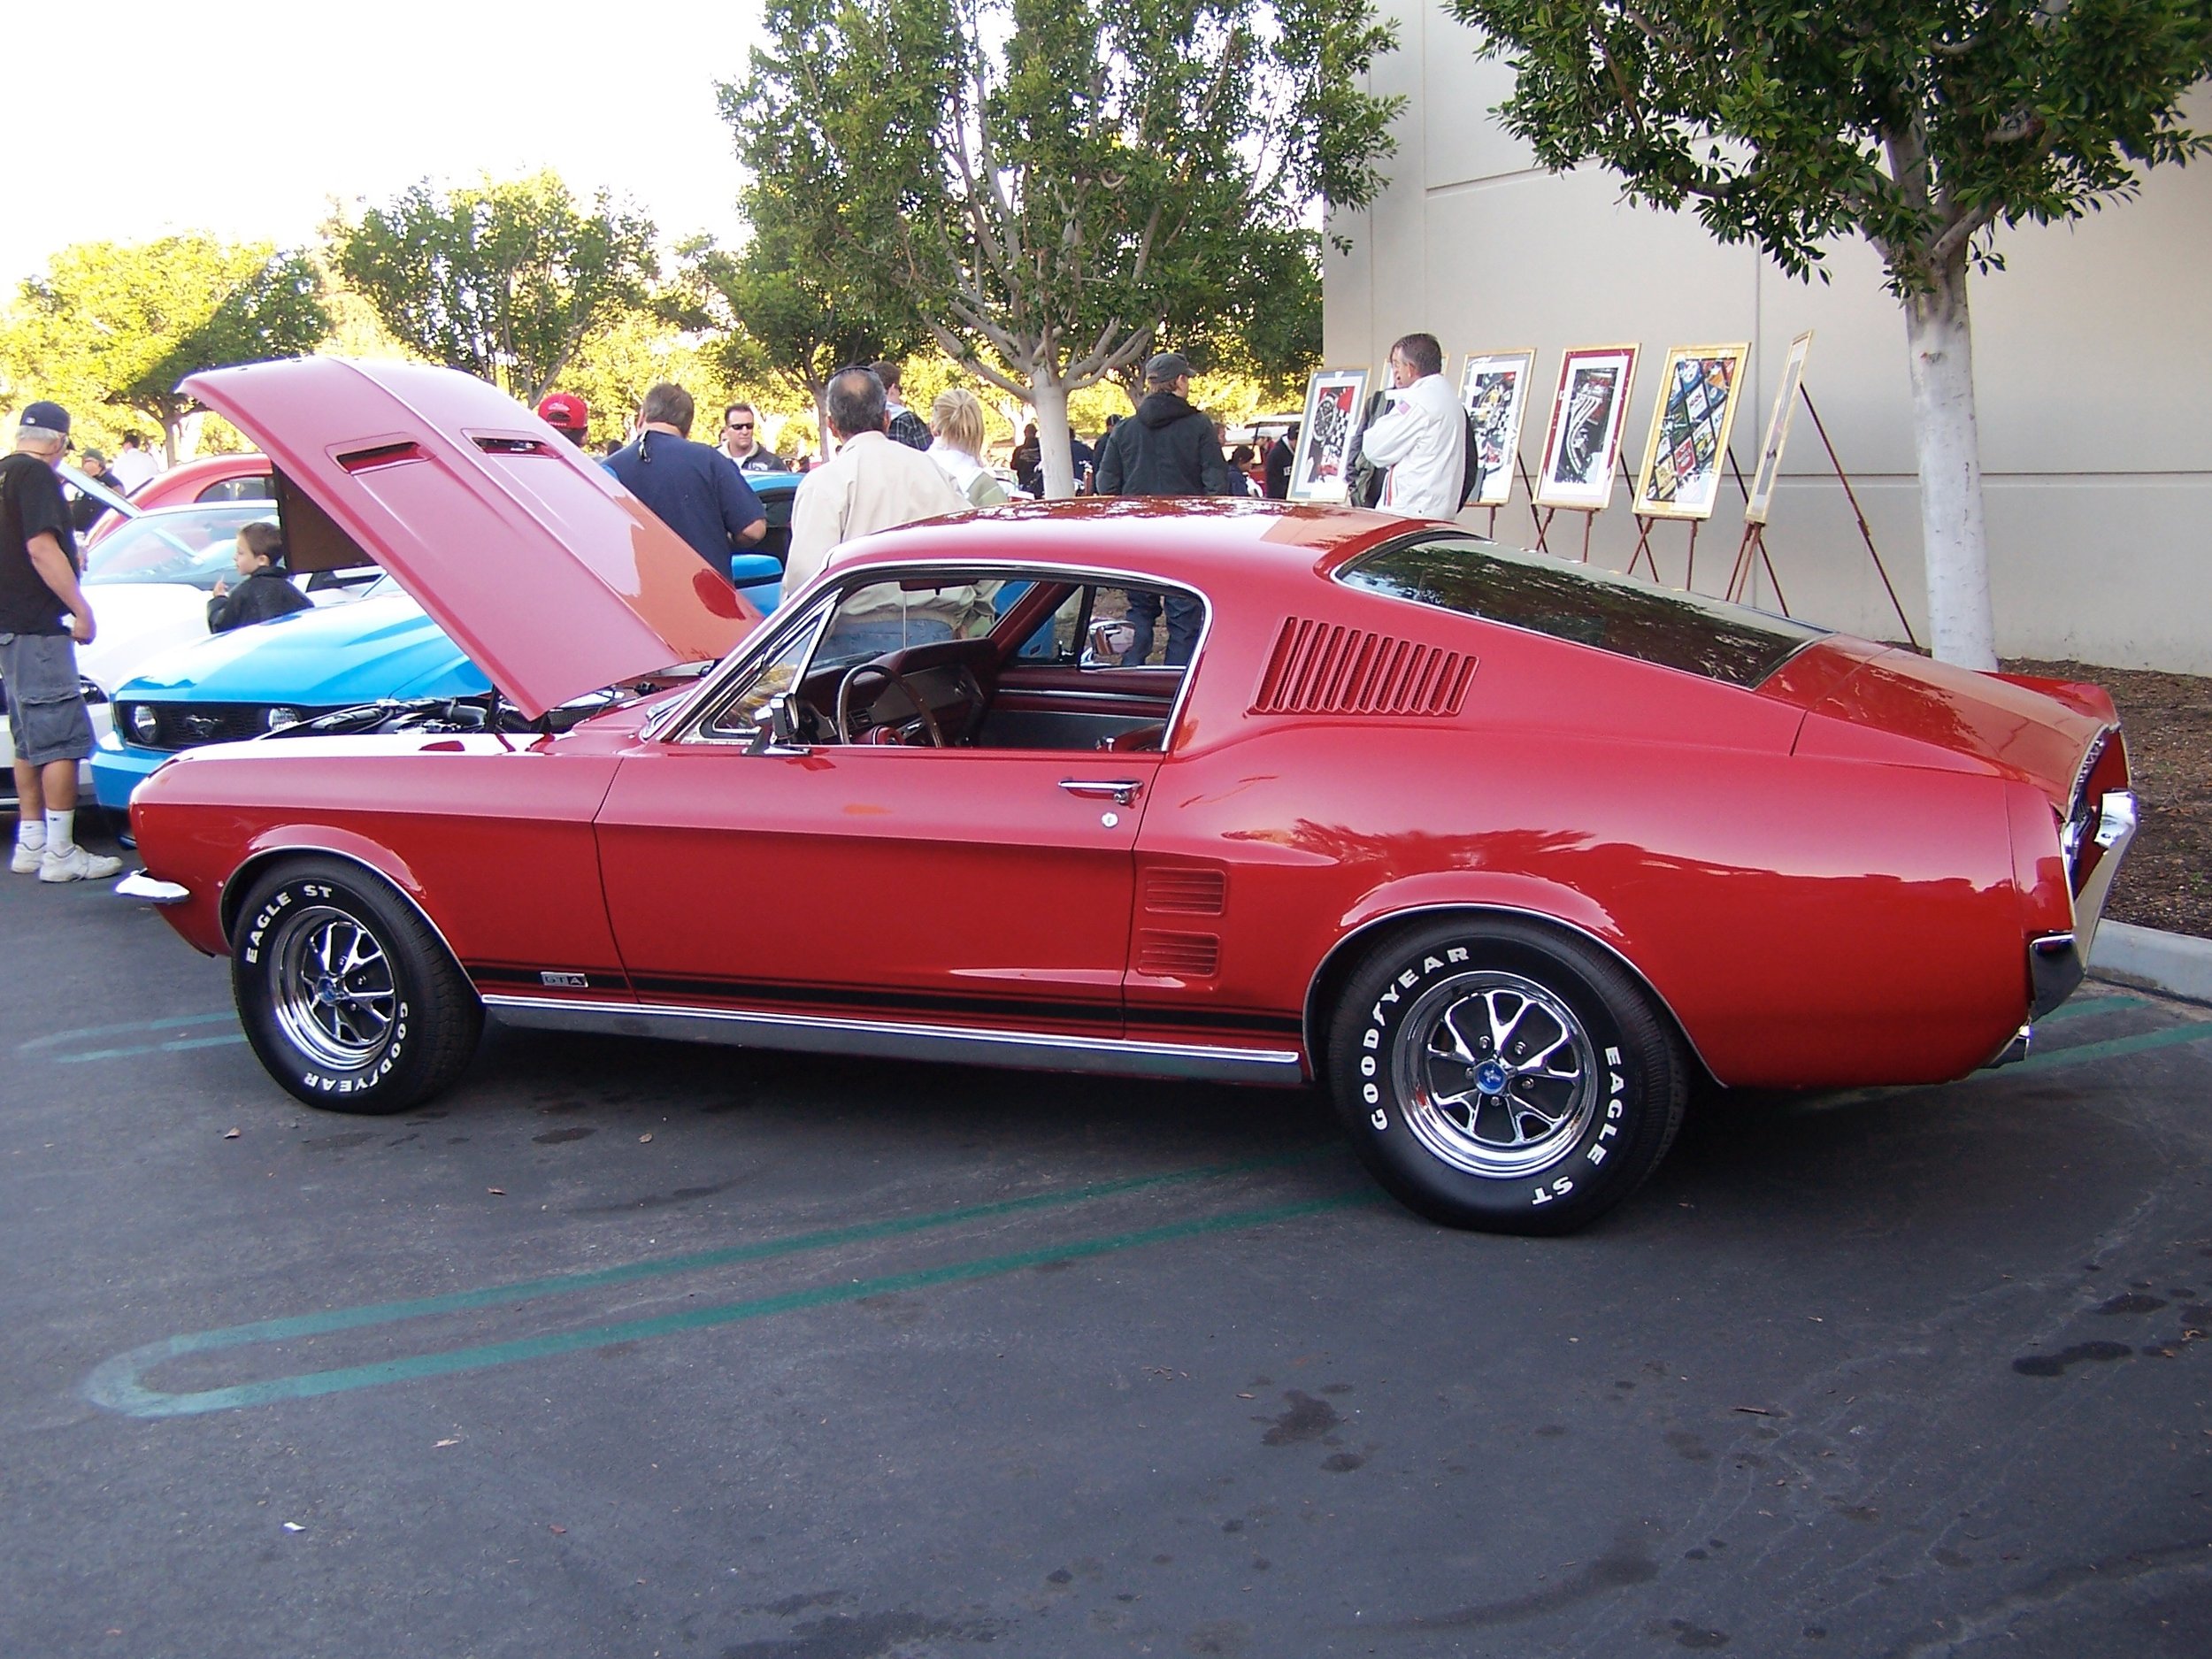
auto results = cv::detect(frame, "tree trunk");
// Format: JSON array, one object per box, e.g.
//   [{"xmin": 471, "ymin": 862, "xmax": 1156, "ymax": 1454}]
[
  {"xmin": 1032, "ymin": 376, "xmax": 1076, "ymax": 499},
  {"xmin": 1902, "ymin": 254, "xmax": 1998, "ymax": 668}
]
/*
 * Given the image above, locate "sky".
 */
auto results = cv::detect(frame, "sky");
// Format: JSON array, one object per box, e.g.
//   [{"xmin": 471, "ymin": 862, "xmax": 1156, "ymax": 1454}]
[{"xmin": 4, "ymin": 1, "xmax": 766, "ymax": 288}]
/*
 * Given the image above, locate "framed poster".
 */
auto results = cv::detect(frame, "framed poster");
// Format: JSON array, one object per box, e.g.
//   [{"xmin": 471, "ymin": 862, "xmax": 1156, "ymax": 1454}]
[
  {"xmin": 1632, "ymin": 342, "xmax": 1751, "ymax": 520},
  {"xmin": 1534, "ymin": 344, "xmax": 1640, "ymax": 511},
  {"xmin": 1457, "ymin": 349, "xmax": 1536, "ymax": 509},
  {"xmin": 1744, "ymin": 331, "xmax": 1813, "ymax": 526},
  {"xmin": 1287, "ymin": 367, "xmax": 1370, "ymax": 503}
]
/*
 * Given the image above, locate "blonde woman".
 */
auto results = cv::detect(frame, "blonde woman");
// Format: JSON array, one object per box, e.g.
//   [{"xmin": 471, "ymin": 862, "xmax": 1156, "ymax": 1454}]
[{"xmin": 928, "ymin": 388, "xmax": 1011, "ymax": 508}]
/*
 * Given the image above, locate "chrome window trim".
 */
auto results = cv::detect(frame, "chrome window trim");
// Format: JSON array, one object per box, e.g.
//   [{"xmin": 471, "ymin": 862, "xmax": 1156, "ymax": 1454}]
[
  {"xmin": 483, "ymin": 993, "xmax": 1303, "ymax": 1086},
  {"xmin": 656, "ymin": 559, "xmax": 1215, "ymax": 758},
  {"xmin": 654, "ymin": 593, "xmax": 838, "ymax": 745}
]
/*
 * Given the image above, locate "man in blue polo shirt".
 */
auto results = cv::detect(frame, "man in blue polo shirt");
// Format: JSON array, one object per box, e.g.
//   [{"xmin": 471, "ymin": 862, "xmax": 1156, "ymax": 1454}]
[{"xmin": 603, "ymin": 383, "xmax": 766, "ymax": 575}]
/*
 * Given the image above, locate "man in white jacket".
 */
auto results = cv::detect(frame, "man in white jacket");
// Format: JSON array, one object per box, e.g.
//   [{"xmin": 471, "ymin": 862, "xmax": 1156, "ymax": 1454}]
[{"xmin": 1358, "ymin": 333, "xmax": 1466, "ymax": 519}]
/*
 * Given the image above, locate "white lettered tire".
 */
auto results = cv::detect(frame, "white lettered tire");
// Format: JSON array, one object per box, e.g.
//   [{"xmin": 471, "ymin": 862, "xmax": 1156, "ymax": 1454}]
[
  {"xmin": 231, "ymin": 858, "xmax": 482, "ymax": 1115},
  {"xmin": 1326, "ymin": 918, "xmax": 1686, "ymax": 1234}
]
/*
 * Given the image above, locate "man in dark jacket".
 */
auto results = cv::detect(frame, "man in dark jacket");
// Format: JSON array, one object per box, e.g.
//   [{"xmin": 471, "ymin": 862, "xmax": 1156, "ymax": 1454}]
[
  {"xmin": 1091, "ymin": 352, "xmax": 1235, "ymax": 663},
  {"xmin": 207, "ymin": 522, "xmax": 312, "ymax": 633},
  {"xmin": 603, "ymin": 383, "xmax": 766, "ymax": 576}
]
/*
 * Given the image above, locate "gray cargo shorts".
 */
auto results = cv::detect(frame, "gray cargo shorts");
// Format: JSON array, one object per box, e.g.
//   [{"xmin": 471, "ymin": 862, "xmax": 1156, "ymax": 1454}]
[{"xmin": 0, "ymin": 631, "xmax": 96, "ymax": 767}]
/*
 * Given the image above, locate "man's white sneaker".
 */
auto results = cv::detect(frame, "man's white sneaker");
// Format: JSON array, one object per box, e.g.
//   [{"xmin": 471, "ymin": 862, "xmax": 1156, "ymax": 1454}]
[
  {"xmin": 9, "ymin": 841, "xmax": 45, "ymax": 874},
  {"xmin": 38, "ymin": 845, "xmax": 124, "ymax": 883}
]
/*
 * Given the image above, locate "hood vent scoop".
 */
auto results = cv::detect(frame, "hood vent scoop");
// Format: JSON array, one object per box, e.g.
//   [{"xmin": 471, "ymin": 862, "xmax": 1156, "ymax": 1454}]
[{"xmin": 1252, "ymin": 618, "xmax": 1475, "ymax": 717}]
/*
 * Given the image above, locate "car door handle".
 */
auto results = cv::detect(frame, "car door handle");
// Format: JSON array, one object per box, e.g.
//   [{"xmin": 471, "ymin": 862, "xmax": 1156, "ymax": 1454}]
[{"xmin": 1060, "ymin": 778, "xmax": 1143, "ymax": 806}]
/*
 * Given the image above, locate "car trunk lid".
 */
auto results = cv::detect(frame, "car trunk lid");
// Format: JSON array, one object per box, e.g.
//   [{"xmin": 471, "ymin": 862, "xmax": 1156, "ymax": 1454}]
[{"xmin": 180, "ymin": 357, "xmax": 757, "ymax": 718}]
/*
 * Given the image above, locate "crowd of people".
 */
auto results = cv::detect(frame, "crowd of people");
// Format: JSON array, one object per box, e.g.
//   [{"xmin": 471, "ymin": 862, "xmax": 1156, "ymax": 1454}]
[{"xmin": 5, "ymin": 339, "xmax": 1467, "ymax": 886}]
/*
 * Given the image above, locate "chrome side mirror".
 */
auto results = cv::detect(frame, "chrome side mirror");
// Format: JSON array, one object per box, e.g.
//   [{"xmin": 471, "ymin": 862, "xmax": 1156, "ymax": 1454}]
[{"xmin": 746, "ymin": 692, "xmax": 810, "ymax": 757}]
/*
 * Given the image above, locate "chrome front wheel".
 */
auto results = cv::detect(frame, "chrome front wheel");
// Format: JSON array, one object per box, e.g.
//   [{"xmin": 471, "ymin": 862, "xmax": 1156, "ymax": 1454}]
[
  {"xmin": 266, "ymin": 904, "xmax": 400, "ymax": 1071},
  {"xmin": 1394, "ymin": 971, "xmax": 1601, "ymax": 1180}
]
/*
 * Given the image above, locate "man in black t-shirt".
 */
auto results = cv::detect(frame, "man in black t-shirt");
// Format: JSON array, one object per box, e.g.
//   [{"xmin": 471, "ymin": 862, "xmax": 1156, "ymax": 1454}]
[
  {"xmin": 603, "ymin": 383, "xmax": 767, "ymax": 578},
  {"xmin": 3, "ymin": 401, "xmax": 120, "ymax": 882}
]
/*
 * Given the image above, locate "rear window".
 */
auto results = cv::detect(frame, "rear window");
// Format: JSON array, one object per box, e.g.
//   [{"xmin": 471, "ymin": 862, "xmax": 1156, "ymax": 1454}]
[{"xmin": 1339, "ymin": 534, "xmax": 1824, "ymax": 688}]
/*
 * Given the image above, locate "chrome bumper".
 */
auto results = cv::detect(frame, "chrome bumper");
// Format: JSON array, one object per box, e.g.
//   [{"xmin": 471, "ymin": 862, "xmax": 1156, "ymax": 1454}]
[
  {"xmin": 2019, "ymin": 787, "xmax": 2139, "ymax": 1032},
  {"xmin": 114, "ymin": 871, "xmax": 190, "ymax": 905}
]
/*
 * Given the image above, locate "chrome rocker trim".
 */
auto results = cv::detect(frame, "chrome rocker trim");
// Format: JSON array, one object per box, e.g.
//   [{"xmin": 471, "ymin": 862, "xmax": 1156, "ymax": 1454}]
[
  {"xmin": 114, "ymin": 872, "xmax": 190, "ymax": 905},
  {"xmin": 483, "ymin": 995, "xmax": 1308, "ymax": 1086}
]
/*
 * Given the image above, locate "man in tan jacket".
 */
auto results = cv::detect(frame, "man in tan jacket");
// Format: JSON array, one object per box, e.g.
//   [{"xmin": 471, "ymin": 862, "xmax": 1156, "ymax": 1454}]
[{"xmin": 785, "ymin": 366, "xmax": 967, "ymax": 595}]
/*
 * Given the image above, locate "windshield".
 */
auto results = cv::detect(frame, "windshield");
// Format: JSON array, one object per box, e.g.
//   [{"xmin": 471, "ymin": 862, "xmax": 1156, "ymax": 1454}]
[
  {"xmin": 1340, "ymin": 534, "xmax": 1826, "ymax": 689},
  {"xmin": 82, "ymin": 506, "xmax": 275, "ymax": 590}
]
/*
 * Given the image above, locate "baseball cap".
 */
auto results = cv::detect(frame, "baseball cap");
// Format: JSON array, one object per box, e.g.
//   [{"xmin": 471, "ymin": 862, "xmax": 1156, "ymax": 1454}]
[
  {"xmin": 19, "ymin": 400, "xmax": 73, "ymax": 447},
  {"xmin": 1144, "ymin": 351, "xmax": 1194, "ymax": 385},
  {"xmin": 536, "ymin": 392, "xmax": 589, "ymax": 433}
]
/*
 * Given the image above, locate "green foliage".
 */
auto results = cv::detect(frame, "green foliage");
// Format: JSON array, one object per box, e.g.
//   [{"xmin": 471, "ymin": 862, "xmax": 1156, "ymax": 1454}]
[
  {"xmin": 726, "ymin": 0, "xmax": 1399, "ymax": 470},
  {"xmin": 1442, "ymin": 0, "xmax": 2212, "ymax": 292},
  {"xmin": 0, "ymin": 235, "xmax": 330, "ymax": 459},
  {"xmin": 334, "ymin": 172, "xmax": 658, "ymax": 403}
]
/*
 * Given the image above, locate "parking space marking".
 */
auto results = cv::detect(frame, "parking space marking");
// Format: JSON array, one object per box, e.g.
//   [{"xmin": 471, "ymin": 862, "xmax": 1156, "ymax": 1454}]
[
  {"xmin": 84, "ymin": 1149, "xmax": 1346, "ymax": 1419},
  {"xmin": 2037, "ymin": 994, "xmax": 2150, "ymax": 1025},
  {"xmin": 20, "ymin": 1010, "xmax": 235, "ymax": 1054},
  {"xmin": 2005, "ymin": 1018, "xmax": 2212, "ymax": 1075},
  {"xmin": 52, "ymin": 1033, "xmax": 248, "ymax": 1065}
]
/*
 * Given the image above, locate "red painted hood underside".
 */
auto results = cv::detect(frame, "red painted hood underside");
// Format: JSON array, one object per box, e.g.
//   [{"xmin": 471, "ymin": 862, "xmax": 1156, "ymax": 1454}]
[{"xmin": 181, "ymin": 357, "xmax": 757, "ymax": 718}]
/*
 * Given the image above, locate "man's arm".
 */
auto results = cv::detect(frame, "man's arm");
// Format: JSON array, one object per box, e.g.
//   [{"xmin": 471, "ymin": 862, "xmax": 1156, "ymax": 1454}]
[
  {"xmin": 1093, "ymin": 428, "xmax": 1125, "ymax": 495},
  {"xmin": 1359, "ymin": 400, "xmax": 1419, "ymax": 468},
  {"xmin": 715, "ymin": 456, "xmax": 768, "ymax": 547},
  {"xmin": 782, "ymin": 472, "xmax": 843, "ymax": 595},
  {"xmin": 26, "ymin": 531, "xmax": 95, "ymax": 644}
]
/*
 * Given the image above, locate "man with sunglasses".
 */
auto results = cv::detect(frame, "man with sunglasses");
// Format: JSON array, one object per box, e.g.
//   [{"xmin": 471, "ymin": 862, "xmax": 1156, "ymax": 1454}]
[{"xmin": 718, "ymin": 403, "xmax": 789, "ymax": 473}]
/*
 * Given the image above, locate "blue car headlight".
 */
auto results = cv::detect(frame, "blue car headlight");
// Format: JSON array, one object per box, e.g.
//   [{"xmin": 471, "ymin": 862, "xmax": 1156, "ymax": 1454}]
[{"xmin": 125, "ymin": 703, "xmax": 161, "ymax": 745}]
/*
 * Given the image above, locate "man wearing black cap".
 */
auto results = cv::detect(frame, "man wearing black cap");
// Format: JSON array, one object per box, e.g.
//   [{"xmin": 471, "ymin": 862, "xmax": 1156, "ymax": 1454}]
[
  {"xmin": 4, "ymin": 401, "xmax": 120, "ymax": 883},
  {"xmin": 1091, "ymin": 351, "xmax": 1236, "ymax": 664}
]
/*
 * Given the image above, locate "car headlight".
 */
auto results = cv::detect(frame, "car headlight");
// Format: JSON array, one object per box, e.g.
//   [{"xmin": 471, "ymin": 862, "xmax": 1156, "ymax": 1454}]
[
  {"xmin": 78, "ymin": 677, "xmax": 108, "ymax": 706},
  {"xmin": 126, "ymin": 703, "xmax": 162, "ymax": 745},
  {"xmin": 265, "ymin": 706, "xmax": 303, "ymax": 732}
]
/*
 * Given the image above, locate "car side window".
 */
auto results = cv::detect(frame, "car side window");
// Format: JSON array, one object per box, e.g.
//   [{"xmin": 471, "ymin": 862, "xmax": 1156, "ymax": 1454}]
[{"xmin": 696, "ymin": 599, "xmax": 832, "ymax": 741}]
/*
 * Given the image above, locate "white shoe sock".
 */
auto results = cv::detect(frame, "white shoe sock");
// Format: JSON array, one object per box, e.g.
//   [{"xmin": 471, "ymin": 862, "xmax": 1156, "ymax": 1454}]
[{"xmin": 43, "ymin": 808, "xmax": 75, "ymax": 856}]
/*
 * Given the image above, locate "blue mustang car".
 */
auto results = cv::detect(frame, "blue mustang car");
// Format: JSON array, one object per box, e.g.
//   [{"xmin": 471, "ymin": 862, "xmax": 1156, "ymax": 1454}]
[{"xmin": 92, "ymin": 485, "xmax": 794, "ymax": 814}]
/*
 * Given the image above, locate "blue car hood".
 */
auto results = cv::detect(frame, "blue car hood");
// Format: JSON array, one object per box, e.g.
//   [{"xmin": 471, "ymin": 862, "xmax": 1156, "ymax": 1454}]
[{"xmin": 118, "ymin": 593, "xmax": 488, "ymax": 704}]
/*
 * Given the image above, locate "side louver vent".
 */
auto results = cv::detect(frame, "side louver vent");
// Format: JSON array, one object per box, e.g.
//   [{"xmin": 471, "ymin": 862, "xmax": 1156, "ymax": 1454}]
[
  {"xmin": 1137, "ymin": 931, "xmax": 1221, "ymax": 979},
  {"xmin": 1143, "ymin": 867, "xmax": 1226, "ymax": 916},
  {"xmin": 1252, "ymin": 618, "xmax": 1475, "ymax": 717}
]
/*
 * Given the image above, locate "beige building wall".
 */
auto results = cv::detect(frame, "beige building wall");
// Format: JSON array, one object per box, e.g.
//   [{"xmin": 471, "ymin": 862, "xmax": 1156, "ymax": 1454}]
[{"xmin": 1325, "ymin": 4, "xmax": 2212, "ymax": 672}]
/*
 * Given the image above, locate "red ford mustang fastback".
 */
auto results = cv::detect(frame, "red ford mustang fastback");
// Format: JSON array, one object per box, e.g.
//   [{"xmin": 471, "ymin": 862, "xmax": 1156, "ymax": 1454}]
[{"xmin": 121, "ymin": 358, "xmax": 2136, "ymax": 1234}]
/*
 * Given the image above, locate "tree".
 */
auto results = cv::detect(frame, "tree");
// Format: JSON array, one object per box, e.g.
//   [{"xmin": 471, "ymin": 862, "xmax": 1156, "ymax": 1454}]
[
  {"xmin": 0, "ymin": 236, "xmax": 330, "ymax": 463},
  {"xmin": 673, "ymin": 178, "xmax": 932, "ymax": 457},
  {"xmin": 1442, "ymin": 1, "xmax": 2212, "ymax": 667},
  {"xmin": 334, "ymin": 171, "xmax": 658, "ymax": 404},
  {"xmin": 727, "ymin": 0, "xmax": 1401, "ymax": 497}
]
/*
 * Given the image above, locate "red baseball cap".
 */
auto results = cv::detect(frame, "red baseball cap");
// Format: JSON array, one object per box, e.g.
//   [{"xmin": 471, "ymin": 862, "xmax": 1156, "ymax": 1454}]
[{"xmin": 536, "ymin": 392, "xmax": 589, "ymax": 433}]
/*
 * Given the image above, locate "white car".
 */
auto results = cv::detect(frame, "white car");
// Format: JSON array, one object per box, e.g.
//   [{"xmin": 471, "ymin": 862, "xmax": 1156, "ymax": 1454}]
[{"xmin": 2, "ymin": 499, "xmax": 372, "ymax": 809}]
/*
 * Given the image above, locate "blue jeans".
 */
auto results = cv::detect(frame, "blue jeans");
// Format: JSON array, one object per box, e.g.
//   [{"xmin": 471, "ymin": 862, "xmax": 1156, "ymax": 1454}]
[
  {"xmin": 1122, "ymin": 591, "xmax": 1202, "ymax": 665},
  {"xmin": 819, "ymin": 616, "xmax": 954, "ymax": 663}
]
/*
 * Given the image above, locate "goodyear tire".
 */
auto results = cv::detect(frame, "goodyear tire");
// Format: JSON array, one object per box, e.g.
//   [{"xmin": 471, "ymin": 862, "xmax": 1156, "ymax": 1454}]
[
  {"xmin": 1326, "ymin": 918, "xmax": 1686, "ymax": 1234},
  {"xmin": 231, "ymin": 858, "xmax": 482, "ymax": 1115}
]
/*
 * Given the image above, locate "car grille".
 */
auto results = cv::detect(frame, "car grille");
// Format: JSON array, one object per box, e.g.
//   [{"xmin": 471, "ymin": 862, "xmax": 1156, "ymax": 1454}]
[{"xmin": 115, "ymin": 702, "xmax": 335, "ymax": 751}]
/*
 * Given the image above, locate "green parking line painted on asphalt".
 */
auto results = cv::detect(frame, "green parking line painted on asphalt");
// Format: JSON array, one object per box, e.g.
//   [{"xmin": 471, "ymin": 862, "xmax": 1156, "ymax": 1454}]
[
  {"xmin": 83, "ymin": 1148, "xmax": 1340, "ymax": 1417},
  {"xmin": 2004, "ymin": 1018, "xmax": 2212, "ymax": 1075},
  {"xmin": 89, "ymin": 1190, "xmax": 1372, "ymax": 1418},
  {"xmin": 2038, "ymin": 995, "xmax": 2150, "ymax": 1025},
  {"xmin": 20, "ymin": 1010, "xmax": 235, "ymax": 1052},
  {"xmin": 51, "ymin": 1032, "xmax": 249, "ymax": 1064}
]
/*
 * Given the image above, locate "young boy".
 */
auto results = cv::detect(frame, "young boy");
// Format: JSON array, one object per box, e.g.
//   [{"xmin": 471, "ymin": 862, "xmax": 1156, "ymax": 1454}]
[{"xmin": 207, "ymin": 521, "xmax": 311, "ymax": 634}]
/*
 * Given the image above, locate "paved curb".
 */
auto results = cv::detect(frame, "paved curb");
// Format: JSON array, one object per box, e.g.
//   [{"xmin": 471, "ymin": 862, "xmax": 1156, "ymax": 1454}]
[{"xmin": 2089, "ymin": 920, "xmax": 2212, "ymax": 1006}]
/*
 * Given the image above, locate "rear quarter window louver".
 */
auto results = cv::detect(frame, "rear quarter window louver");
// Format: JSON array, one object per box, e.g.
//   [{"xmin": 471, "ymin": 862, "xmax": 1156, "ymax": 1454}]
[{"xmin": 1251, "ymin": 618, "xmax": 1476, "ymax": 717}]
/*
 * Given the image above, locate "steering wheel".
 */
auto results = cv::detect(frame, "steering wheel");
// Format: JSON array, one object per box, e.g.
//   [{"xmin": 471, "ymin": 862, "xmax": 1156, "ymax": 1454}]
[{"xmin": 835, "ymin": 662, "xmax": 945, "ymax": 747}]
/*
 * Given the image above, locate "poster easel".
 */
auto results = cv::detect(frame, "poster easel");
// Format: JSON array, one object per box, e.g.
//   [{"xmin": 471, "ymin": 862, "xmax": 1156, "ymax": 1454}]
[{"xmin": 1725, "ymin": 380, "xmax": 1917, "ymax": 649}]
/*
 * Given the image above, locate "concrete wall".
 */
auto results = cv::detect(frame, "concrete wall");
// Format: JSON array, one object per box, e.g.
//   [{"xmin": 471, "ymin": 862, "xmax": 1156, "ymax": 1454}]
[{"xmin": 1324, "ymin": 4, "xmax": 2212, "ymax": 671}]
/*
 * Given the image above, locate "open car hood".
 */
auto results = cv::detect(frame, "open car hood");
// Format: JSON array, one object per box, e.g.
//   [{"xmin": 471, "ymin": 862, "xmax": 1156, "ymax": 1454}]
[{"xmin": 180, "ymin": 358, "xmax": 757, "ymax": 718}]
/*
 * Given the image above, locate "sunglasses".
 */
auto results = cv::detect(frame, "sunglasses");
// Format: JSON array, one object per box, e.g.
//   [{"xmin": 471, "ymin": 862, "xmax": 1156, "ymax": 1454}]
[{"xmin": 726, "ymin": 421, "xmax": 754, "ymax": 432}]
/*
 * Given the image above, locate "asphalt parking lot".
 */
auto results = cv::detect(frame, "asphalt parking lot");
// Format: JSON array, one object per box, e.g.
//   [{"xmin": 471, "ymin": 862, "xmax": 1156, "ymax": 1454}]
[{"xmin": 6, "ymin": 845, "xmax": 2212, "ymax": 1659}]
